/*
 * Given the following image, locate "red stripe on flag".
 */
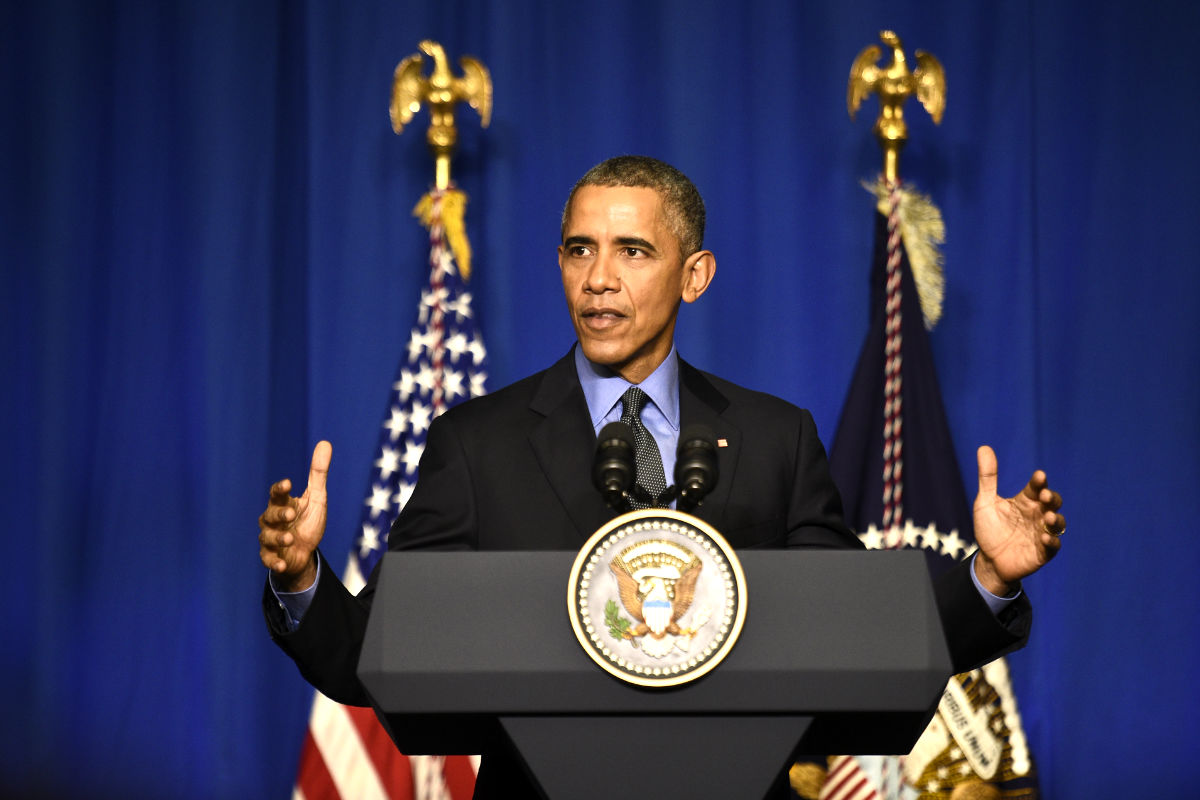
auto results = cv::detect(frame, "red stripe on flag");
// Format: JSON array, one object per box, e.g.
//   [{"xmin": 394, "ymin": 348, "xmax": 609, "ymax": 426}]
[
  {"xmin": 345, "ymin": 704, "xmax": 415, "ymax": 797},
  {"xmin": 440, "ymin": 755, "xmax": 478, "ymax": 800},
  {"xmin": 842, "ymin": 776, "xmax": 871, "ymax": 800},
  {"xmin": 295, "ymin": 730, "xmax": 339, "ymax": 800},
  {"xmin": 823, "ymin": 762, "xmax": 866, "ymax": 800},
  {"xmin": 821, "ymin": 759, "xmax": 853, "ymax": 798}
]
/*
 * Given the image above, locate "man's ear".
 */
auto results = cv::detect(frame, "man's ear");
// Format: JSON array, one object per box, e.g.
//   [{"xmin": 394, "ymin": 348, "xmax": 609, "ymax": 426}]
[{"xmin": 681, "ymin": 250, "xmax": 716, "ymax": 304}]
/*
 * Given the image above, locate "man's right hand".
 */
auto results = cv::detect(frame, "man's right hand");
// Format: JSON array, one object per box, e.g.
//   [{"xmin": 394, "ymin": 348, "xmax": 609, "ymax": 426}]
[{"xmin": 258, "ymin": 441, "xmax": 332, "ymax": 593}]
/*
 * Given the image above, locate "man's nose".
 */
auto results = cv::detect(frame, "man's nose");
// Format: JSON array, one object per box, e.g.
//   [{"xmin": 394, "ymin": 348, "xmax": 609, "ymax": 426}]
[{"xmin": 584, "ymin": 252, "xmax": 620, "ymax": 293}]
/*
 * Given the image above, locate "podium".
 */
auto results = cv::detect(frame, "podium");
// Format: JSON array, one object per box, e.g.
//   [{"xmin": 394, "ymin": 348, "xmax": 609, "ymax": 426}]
[{"xmin": 359, "ymin": 550, "xmax": 951, "ymax": 799}]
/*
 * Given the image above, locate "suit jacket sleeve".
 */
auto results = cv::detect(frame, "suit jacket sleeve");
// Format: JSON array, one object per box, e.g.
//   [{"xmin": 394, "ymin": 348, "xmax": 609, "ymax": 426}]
[
  {"xmin": 261, "ymin": 549, "xmax": 373, "ymax": 707},
  {"xmin": 936, "ymin": 560, "xmax": 1032, "ymax": 673}
]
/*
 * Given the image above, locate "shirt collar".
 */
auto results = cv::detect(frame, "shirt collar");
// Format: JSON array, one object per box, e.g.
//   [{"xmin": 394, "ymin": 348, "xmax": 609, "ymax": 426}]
[{"xmin": 573, "ymin": 343, "xmax": 681, "ymax": 431}]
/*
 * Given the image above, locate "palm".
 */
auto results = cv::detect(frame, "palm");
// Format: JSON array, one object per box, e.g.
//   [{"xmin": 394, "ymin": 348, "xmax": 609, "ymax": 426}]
[
  {"xmin": 284, "ymin": 484, "xmax": 327, "ymax": 568},
  {"xmin": 973, "ymin": 445, "xmax": 1063, "ymax": 591}
]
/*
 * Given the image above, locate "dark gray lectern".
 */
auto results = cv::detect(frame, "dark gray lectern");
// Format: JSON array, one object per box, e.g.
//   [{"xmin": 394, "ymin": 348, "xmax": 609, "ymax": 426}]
[{"xmin": 359, "ymin": 550, "xmax": 950, "ymax": 799}]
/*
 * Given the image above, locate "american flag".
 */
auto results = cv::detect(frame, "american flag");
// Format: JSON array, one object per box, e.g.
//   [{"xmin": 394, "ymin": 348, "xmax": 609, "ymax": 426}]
[
  {"xmin": 791, "ymin": 184, "xmax": 1039, "ymax": 800},
  {"xmin": 292, "ymin": 188, "xmax": 485, "ymax": 800}
]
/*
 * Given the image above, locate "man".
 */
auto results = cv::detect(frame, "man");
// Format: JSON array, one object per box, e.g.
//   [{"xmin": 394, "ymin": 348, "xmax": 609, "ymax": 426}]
[{"xmin": 260, "ymin": 156, "xmax": 1065, "ymax": 796}]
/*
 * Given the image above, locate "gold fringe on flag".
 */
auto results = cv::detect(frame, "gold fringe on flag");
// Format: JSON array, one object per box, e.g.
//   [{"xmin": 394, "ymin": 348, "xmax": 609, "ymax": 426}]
[
  {"xmin": 866, "ymin": 178, "xmax": 945, "ymax": 330},
  {"xmin": 414, "ymin": 189, "xmax": 473, "ymax": 281}
]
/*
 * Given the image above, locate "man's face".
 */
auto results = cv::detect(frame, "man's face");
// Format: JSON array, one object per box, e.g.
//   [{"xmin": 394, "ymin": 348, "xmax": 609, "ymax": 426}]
[{"xmin": 559, "ymin": 185, "xmax": 712, "ymax": 384}]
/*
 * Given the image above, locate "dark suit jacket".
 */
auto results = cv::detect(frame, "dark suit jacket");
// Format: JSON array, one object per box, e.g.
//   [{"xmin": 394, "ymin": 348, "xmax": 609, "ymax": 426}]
[{"xmin": 264, "ymin": 349, "xmax": 1031, "ymax": 796}]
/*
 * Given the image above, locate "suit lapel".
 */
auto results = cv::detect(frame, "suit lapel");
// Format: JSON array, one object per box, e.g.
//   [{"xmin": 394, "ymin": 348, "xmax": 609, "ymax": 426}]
[
  {"xmin": 678, "ymin": 360, "xmax": 741, "ymax": 534},
  {"xmin": 528, "ymin": 350, "xmax": 612, "ymax": 538}
]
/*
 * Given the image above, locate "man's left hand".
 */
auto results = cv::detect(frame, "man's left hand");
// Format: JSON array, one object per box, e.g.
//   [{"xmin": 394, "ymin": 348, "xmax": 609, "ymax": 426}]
[{"xmin": 972, "ymin": 444, "xmax": 1065, "ymax": 596}]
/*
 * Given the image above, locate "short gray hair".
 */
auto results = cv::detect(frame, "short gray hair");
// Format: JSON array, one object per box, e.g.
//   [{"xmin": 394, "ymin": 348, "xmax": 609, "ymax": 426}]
[{"xmin": 562, "ymin": 155, "xmax": 706, "ymax": 256}]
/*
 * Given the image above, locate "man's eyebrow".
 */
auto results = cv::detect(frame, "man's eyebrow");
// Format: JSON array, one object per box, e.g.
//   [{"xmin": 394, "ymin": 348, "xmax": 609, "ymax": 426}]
[
  {"xmin": 560, "ymin": 234, "xmax": 659, "ymax": 254},
  {"xmin": 614, "ymin": 236, "xmax": 657, "ymax": 253}
]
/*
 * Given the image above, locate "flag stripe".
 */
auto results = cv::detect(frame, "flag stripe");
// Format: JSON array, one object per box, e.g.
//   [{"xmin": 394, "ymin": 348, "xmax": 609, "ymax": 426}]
[
  {"xmin": 309, "ymin": 693, "xmax": 389, "ymax": 800},
  {"xmin": 439, "ymin": 754, "xmax": 478, "ymax": 799},
  {"xmin": 822, "ymin": 756, "xmax": 873, "ymax": 800},
  {"xmin": 293, "ymin": 731, "xmax": 335, "ymax": 800},
  {"xmin": 345, "ymin": 705, "xmax": 415, "ymax": 794}
]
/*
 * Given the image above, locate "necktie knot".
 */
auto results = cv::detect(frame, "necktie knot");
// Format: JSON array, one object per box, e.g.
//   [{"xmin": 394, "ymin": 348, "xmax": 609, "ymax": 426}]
[{"xmin": 620, "ymin": 386, "xmax": 649, "ymax": 421}]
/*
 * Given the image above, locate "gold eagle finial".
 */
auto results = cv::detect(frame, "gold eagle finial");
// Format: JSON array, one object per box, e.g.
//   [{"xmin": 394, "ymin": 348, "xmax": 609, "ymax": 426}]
[
  {"xmin": 848, "ymin": 30, "xmax": 945, "ymax": 184},
  {"xmin": 390, "ymin": 40, "xmax": 492, "ymax": 190}
]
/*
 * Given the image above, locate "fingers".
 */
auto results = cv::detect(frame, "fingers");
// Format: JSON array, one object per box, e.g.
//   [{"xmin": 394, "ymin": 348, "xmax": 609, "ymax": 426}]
[
  {"xmin": 258, "ymin": 527, "xmax": 293, "ymax": 572},
  {"xmin": 1038, "ymin": 486, "xmax": 1063, "ymax": 512},
  {"xmin": 256, "ymin": 442, "xmax": 331, "ymax": 585},
  {"xmin": 1042, "ymin": 508, "xmax": 1066, "ymax": 536},
  {"xmin": 1027, "ymin": 470, "xmax": 1063, "ymax": 521},
  {"xmin": 1041, "ymin": 517, "xmax": 1065, "ymax": 557},
  {"xmin": 976, "ymin": 445, "xmax": 998, "ymax": 499},
  {"xmin": 307, "ymin": 441, "xmax": 332, "ymax": 496},
  {"xmin": 260, "ymin": 480, "xmax": 297, "ymax": 540},
  {"xmin": 1022, "ymin": 469, "xmax": 1047, "ymax": 501},
  {"xmin": 258, "ymin": 499, "xmax": 297, "ymax": 529},
  {"xmin": 268, "ymin": 478, "xmax": 293, "ymax": 504},
  {"xmin": 259, "ymin": 521, "xmax": 295, "ymax": 545},
  {"xmin": 258, "ymin": 547, "xmax": 284, "ymax": 572}
]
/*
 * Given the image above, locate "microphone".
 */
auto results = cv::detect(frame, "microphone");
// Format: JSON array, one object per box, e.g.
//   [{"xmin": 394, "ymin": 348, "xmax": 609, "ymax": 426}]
[
  {"xmin": 674, "ymin": 424, "xmax": 719, "ymax": 512},
  {"xmin": 593, "ymin": 421, "xmax": 636, "ymax": 510}
]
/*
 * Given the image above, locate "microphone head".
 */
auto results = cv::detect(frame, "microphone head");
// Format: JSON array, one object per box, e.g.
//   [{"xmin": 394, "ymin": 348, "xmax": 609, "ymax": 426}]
[
  {"xmin": 596, "ymin": 421, "xmax": 635, "ymax": 461},
  {"xmin": 593, "ymin": 421, "xmax": 637, "ymax": 504},
  {"xmin": 675, "ymin": 424, "xmax": 719, "ymax": 510}
]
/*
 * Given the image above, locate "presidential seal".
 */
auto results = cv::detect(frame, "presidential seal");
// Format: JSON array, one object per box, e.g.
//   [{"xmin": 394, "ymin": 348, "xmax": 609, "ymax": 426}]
[{"xmin": 567, "ymin": 509, "xmax": 747, "ymax": 687}]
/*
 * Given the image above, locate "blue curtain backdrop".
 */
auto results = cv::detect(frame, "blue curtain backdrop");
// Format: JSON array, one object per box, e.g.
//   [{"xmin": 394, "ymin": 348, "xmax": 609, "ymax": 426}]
[{"xmin": 3, "ymin": 1, "xmax": 1197, "ymax": 796}]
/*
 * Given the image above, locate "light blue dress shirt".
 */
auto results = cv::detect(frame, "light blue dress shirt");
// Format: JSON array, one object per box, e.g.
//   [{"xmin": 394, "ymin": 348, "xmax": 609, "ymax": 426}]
[{"xmin": 574, "ymin": 342, "xmax": 679, "ymax": 489}]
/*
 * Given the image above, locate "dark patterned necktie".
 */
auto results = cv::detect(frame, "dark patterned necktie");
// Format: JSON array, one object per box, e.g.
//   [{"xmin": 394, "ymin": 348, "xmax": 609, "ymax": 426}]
[{"xmin": 620, "ymin": 386, "xmax": 668, "ymax": 509}]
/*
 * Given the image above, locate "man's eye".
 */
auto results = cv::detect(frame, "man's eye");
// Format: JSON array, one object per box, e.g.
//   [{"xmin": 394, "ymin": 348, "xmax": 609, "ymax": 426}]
[
  {"xmin": 568, "ymin": 246, "xmax": 591, "ymax": 257},
  {"xmin": 622, "ymin": 247, "xmax": 643, "ymax": 257}
]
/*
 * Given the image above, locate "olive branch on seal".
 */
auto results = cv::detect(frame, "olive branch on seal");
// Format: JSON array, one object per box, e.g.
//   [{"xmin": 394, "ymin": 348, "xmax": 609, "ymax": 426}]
[{"xmin": 604, "ymin": 600, "xmax": 632, "ymax": 640}]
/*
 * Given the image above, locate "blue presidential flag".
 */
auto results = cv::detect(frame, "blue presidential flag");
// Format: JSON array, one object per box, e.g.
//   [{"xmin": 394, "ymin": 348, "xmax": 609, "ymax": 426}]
[{"xmin": 791, "ymin": 184, "xmax": 1040, "ymax": 800}]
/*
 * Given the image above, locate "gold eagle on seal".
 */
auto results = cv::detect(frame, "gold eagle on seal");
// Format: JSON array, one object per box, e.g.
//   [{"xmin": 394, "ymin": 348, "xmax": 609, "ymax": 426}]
[{"xmin": 609, "ymin": 540, "xmax": 703, "ymax": 640}]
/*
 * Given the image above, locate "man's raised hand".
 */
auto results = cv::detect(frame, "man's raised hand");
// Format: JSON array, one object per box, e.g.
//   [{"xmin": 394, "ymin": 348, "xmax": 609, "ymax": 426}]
[
  {"xmin": 972, "ymin": 444, "xmax": 1065, "ymax": 597},
  {"xmin": 258, "ymin": 441, "xmax": 332, "ymax": 593}
]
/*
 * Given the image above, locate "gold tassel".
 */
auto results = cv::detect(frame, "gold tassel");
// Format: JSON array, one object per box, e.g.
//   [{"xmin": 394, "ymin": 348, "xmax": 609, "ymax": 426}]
[
  {"xmin": 413, "ymin": 189, "xmax": 473, "ymax": 281},
  {"xmin": 866, "ymin": 178, "xmax": 945, "ymax": 329}
]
